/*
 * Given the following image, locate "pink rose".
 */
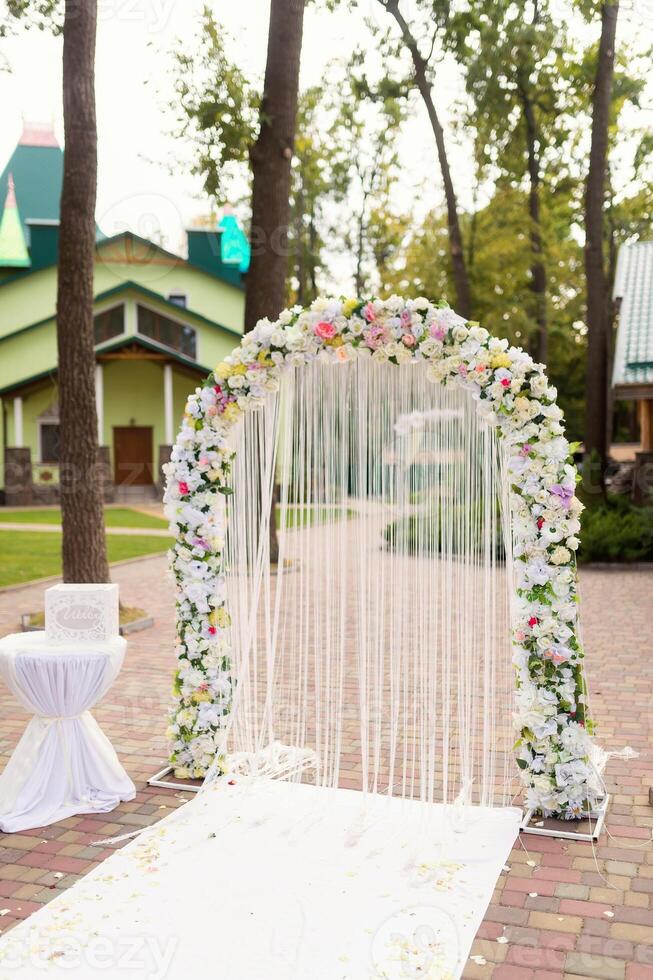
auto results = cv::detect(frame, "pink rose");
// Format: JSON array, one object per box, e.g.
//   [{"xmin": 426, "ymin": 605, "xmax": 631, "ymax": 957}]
[
  {"xmin": 315, "ymin": 320, "xmax": 336, "ymax": 340},
  {"xmin": 402, "ymin": 333, "xmax": 416, "ymax": 348},
  {"xmin": 178, "ymin": 481, "xmax": 189, "ymax": 495},
  {"xmin": 206, "ymin": 405, "xmax": 218, "ymax": 417},
  {"xmin": 363, "ymin": 325, "xmax": 390, "ymax": 350},
  {"xmin": 430, "ymin": 324, "xmax": 446, "ymax": 341},
  {"xmin": 362, "ymin": 302, "xmax": 376, "ymax": 323}
]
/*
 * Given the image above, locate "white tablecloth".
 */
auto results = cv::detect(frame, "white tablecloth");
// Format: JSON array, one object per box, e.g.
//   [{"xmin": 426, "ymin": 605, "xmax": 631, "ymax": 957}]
[{"xmin": 0, "ymin": 632, "xmax": 135, "ymax": 833}]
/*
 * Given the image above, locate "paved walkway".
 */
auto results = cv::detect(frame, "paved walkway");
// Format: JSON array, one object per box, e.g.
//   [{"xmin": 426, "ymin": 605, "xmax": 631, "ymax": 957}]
[{"xmin": 0, "ymin": 555, "xmax": 651, "ymax": 978}]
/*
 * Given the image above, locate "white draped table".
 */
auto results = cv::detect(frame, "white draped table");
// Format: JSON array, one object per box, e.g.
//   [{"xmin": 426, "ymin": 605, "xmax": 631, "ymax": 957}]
[{"xmin": 0, "ymin": 632, "xmax": 135, "ymax": 833}]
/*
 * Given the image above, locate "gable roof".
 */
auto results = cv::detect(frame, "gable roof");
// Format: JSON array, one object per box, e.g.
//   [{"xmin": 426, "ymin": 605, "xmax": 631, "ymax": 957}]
[
  {"xmin": 0, "ymin": 278, "xmax": 242, "ymax": 346},
  {"xmin": 0, "ymin": 334, "xmax": 207, "ymax": 398},
  {"xmin": 612, "ymin": 241, "xmax": 653, "ymax": 392},
  {"xmin": 0, "ymin": 229, "xmax": 246, "ymax": 292}
]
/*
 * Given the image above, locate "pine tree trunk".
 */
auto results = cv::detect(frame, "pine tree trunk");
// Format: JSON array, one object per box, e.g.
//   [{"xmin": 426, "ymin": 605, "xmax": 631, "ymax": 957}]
[
  {"xmin": 57, "ymin": 0, "xmax": 108, "ymax": 584},
  {"xmin": 584, "ymin": 0, "xmax": 619, "ymax": 491},
  {"xmin": 382, "ymin": 0, "xmax": 471, "ymax": 319},
  {"xmin": 244, "ymin": 0, "xmax": 305, "ymax": 332},
  {"xmin": 518, "ymin": 80, "xmax": 548, "ymax": 364},
  {"xmin": 244, "ymin": 0, "xmax": 305, "ymax": 566}
]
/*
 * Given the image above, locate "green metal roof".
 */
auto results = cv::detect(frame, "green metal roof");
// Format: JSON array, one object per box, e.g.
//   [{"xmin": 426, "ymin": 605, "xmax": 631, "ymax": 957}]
[
  {"xmin": 0, "ymin": 175, "xmax": 30, "ymax": 267},
  {"xmin": 612, "ymin": 241, "xmax": 653, "ymax": 391},
  {"xmin": 0, "ymin": 132, "xmax": 63, "ymax": 244}
]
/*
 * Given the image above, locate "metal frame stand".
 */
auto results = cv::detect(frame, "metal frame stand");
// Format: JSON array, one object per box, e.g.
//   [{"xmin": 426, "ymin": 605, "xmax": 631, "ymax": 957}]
[
  {"xmin": 147, "ymin": 764, "xmax": 203, "ymax": 793},
  {"xmin": 521, "ymin": 795, "xmax": 609, "ymax": 842}
]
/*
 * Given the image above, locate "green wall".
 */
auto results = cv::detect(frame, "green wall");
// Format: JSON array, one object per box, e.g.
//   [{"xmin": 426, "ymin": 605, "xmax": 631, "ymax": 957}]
[
  {"xmin": 1, "ymin": 360, "xmax": 204, "ymax": 492},
  {"xmin": 0, "ymin": 245, "xmax": 244, "ymax": 342}
]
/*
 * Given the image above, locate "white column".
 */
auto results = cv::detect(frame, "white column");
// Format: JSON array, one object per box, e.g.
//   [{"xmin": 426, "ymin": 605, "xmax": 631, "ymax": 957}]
[
  {"xmin": 13, "ymin": 396, "xmax": 23, "ymax": 447},
  {"xmin": 164, "ymin": 362, "xmax": 174, "ymax": 444},
  {"xmin": 95, "ymin": 363, "xmax": 104, "ymax": 444}
]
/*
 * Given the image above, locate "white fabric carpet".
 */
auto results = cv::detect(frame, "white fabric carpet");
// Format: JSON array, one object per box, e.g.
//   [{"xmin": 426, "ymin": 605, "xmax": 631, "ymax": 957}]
[{"xmin": 0, "ymin": 779, "xmax": 521, "ymax": 980}]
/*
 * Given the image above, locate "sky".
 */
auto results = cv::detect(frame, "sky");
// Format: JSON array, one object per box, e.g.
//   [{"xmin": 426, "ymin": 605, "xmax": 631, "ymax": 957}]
[{"xmin": 0, "ymin": 0, "xmax": 651, "ymax": 290}]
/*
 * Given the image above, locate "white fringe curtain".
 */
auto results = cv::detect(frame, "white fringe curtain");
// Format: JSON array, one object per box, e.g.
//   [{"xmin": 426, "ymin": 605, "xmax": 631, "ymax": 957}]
[{"xmin": 219, "ymin": 358, "xmax": 516, "ymax": 808}]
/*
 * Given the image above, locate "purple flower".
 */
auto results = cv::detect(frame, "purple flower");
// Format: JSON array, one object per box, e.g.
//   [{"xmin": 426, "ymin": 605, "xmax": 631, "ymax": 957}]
[{"xmin": 550, "ymin": 484, "xmax": 574, "ymax": 509}]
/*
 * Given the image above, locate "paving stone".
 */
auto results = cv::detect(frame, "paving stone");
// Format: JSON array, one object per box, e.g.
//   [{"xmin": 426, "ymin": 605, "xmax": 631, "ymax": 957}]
[
  {"xmin": 565, "ymin": 951, "xmax": 626, "ymax": 979},
  {"xmin": 0, "ymin": 557, "xmax": 651, "ymax": 973}
]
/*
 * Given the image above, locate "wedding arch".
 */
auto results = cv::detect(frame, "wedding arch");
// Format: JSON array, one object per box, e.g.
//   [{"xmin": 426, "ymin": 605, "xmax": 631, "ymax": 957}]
[{"xmin": 163, "ymin": 296, "xmax": 601, "ymax": 820}]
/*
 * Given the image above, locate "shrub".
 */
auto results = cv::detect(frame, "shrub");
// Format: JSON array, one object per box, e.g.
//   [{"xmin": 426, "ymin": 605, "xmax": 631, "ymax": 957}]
[
  {"xmin": 578, "ymin": 499, "xmax": 653, "ymax": 564},
  {"xmin": 383, "ymin": 501, "xmax": 505, "ymax": 559}
]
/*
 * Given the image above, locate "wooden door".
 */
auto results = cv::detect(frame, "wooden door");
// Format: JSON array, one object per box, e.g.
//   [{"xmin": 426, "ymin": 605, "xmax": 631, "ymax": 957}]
[{"xmin": 113, "ymin": 427, "xmax": 154, "ymax": 486}]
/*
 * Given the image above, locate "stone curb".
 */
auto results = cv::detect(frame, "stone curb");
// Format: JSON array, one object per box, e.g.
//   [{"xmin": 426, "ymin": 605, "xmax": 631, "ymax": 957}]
[{"xmin": 0, "ymin": 550, "xmax": 169, "ymax": 596}]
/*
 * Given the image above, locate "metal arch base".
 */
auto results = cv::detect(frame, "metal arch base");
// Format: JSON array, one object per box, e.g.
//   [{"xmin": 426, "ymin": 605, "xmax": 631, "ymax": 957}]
[
  {"xmin": 521, "ymin": 795, "xmax": 609, "ymax": 842},
  {"xmin": 147, "ymin": 764, "xmax": 203, "ymax": 793}
]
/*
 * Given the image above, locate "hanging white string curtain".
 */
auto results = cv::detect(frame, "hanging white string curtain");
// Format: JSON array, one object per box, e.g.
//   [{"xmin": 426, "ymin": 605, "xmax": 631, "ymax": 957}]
[{"xmin": 221, "ymin": 357, "xmax": 516, "ymax": 808}]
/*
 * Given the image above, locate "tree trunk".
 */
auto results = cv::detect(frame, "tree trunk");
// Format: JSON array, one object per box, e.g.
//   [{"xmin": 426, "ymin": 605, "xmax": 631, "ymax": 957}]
[
  {"xmin": 244, "ymin": 0, "xmax": 305, "ymax": 566},
  {"xmin": 517, "ymin": 79, "xmax": 548, "ymax": 364},
  {"xmin": 584, "ymin": 0, "xmax": 619, "ymax": 491},
  {"xmin": 57, "ymin": 0, "xmax": 108, "ymax": 584},
  {"xmin": 381, "ymin": 0, "xmax": 471, "ymax": 319},
  {"xmin": 244, "ymin": 0, "xmax": 305, "ymax": 332},
  {"xmin": 294, "ymin": 174, "xmax": 306, "ymax": 305}
]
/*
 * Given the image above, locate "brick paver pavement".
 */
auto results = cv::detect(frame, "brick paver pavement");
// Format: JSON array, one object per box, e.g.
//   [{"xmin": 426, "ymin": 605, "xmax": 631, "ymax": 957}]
[{"xmin": 0, "ymin": 554, "xmax": 651, "ymax": 979}]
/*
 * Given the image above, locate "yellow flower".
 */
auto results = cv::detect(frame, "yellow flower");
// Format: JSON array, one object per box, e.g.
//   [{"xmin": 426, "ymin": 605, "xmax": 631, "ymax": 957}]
[
  {"xmin": 257, "ymin": 352, "xmax": 274, "ymax": 365},
  {"xmin": 231, "ymin": 364, "xmax": 247, "ymax": 375},
  {"xmin": 490, "ymin": 353, "xmax": 512, "ymax": 369},
  {"xmin": 215, "ymin": 362, "xmax": 233, "ymax": 380},
  {"xmin": 208, "ymin": 606, "xmax": 231, "ymax": 628},
  {"xmin": 327, "ymin": 335, "xmax": 344, "ymax": 348},
  {"xmin": 192, "ymin": 690, "xmax": 211, "ymax": 703},
  {"xmin": 342, "ymin": 298, "xmax": 359, "ymax": 317},
  {"xmin": 222, "ymin": 403, "xmax": 241, "ymax": 423},
  {"xmin": 216, "ymin": 607, "xmax": 231, "ymax": 628}
]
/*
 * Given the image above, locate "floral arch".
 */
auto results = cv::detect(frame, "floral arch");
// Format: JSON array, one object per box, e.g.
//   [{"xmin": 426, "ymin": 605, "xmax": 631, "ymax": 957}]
[{"xmin": 163, "ymin": 296, "xmax": 599, "ymax": 820}]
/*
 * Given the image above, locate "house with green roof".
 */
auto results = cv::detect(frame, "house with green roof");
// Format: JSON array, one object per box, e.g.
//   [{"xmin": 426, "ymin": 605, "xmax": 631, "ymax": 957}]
[
  {"xmin": 612, "ymin": 240, "xmax": 653, "ymax": 500},
  {"xmin": 0, "ymin": 123, "xmax": 249, "ymax": 504}
]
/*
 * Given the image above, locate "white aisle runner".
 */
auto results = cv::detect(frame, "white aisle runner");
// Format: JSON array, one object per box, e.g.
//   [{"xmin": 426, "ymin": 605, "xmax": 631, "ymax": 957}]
[{"xmin": 0, "ymin": 779, "xmax": 521, "ymax": 980}]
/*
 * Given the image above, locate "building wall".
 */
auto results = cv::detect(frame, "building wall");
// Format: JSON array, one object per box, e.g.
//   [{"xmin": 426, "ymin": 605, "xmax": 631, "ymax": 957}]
[
  {"xmin": 2, "ymin": 380, "xmax": 59, "ymax": 491},
  {"xmin": 98, "ymin": 259, "xmax": 244, "ymax": 335},
  {"xmin": 1, "ymin": 361, "xmax": 199, "ymax": 493},
  {"xmin": 0, "ymin": 246, "xmax": 245, "ymax": 342},
  {"xmin": 101, "ymin": 358, "xmax": 190, "ymax": 474},
  {"xmin": 0, "ymin": 287, "xmax": 241, "ymax": 397},
  {"xmin": 0, "ymin": 320, "xmax": 57, "ymax": 392}
]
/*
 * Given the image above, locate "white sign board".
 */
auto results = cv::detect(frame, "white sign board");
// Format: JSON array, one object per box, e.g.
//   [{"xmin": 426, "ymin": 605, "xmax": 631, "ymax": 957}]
[{"xmin": 45, "ymin": 583, "xmax": 119, "ymax": 644}]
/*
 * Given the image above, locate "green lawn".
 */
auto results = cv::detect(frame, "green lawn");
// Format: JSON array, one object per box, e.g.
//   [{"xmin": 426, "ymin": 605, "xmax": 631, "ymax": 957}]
[
  {"xmin": 0, "ymin": 530, "xmax": 172, "ymax": 588},
  {"xmin": 0, "ymin": 506, "xmax": 352, "ymax": 588},
  {"xmin": 0, "ymin": 507, "xmax": 168, "ymax": 529}
]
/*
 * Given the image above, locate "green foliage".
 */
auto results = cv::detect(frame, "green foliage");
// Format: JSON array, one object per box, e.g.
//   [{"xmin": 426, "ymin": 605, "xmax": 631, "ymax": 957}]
[
  {"xmin": 578, "ymin": 497, "xmax": 653, "ymax": 564},
  {"xmin": 1, "ymin": 0, "xmax": 61, "ymax": 35},
  {"xmin": 171, "ymin": 6, "xmax": 258, "ymax": 202}
]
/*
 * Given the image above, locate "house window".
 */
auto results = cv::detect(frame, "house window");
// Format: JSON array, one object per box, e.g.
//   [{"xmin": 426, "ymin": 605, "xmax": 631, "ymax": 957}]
[
  {"xmin": 168, "ymin": 292, "xmax": 187, "ymax": 308},
  {"xmin": 40, "ymin": 422, "xmax": 61, "ymax": 463},
  {"xmin": 94, "ymin": 305, "xmax": 124, "ymax": 344},
  {"xmin": 137, "ymin": 305, "xmax": 196, "ymax": 359}
]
